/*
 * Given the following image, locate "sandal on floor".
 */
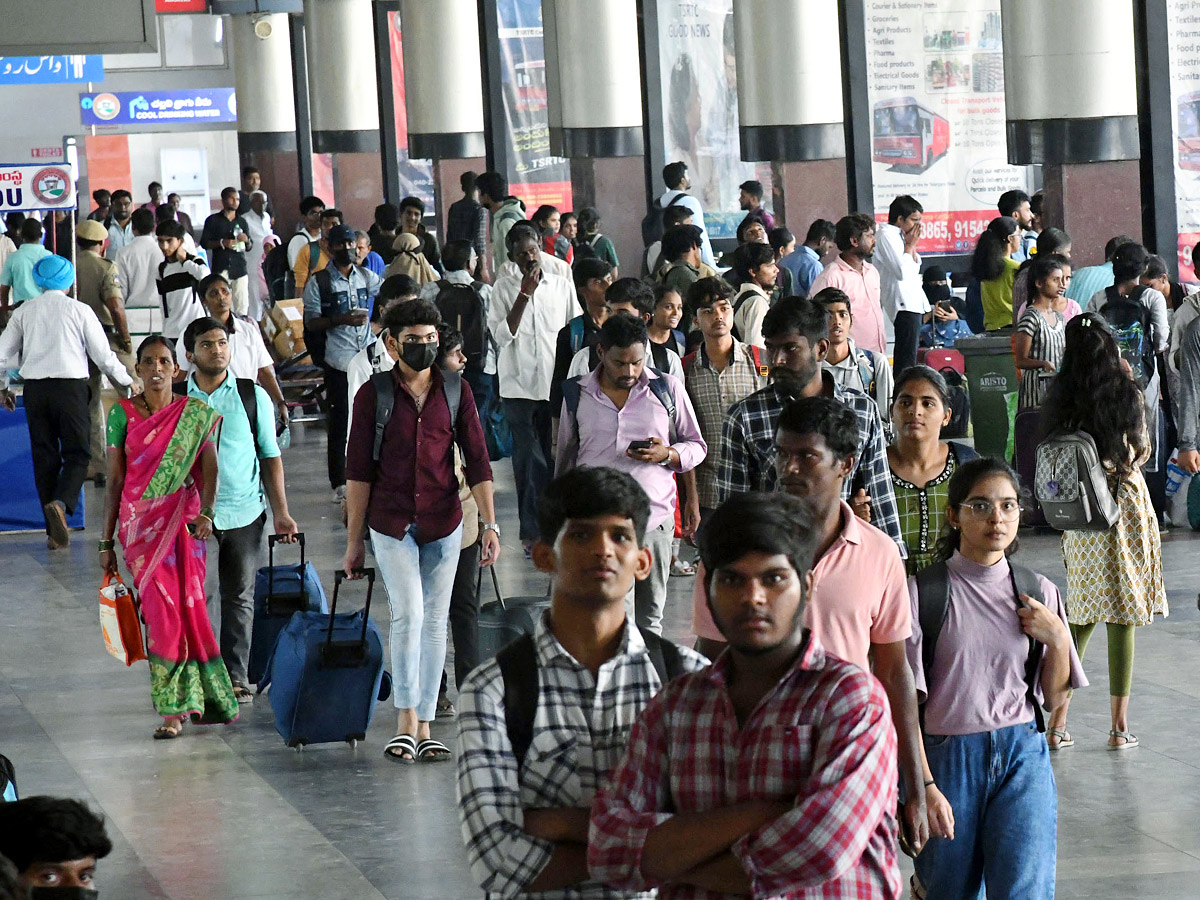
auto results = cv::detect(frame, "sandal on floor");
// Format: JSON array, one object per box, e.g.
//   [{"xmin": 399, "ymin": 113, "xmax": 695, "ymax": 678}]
[
  {"xmin": 153, "ymin": 717, "xmax": 184, "ymax": 740},
  {"xmin": 233, "ymin": 684, "xmax": 254, "ymax": 704},
  {"xmin": 416, "ymin": 738, "xmax": 452, "ymax": 762},
  {"xmin": 670, "ymin": 559, "xmax": 697, "ymax": 577},
  {"xmin": 384, "ymin": 733, "xmax": 418, "ymax": 764},
  {"xmin": 1108, "ymin": 729, "xmax": 1139, "ymax": 750},
  {"xmin": 1047, "ymin": 728, "xmax": 1074, "ymax": 750},
  {"xmin": 436, "ymin": 696, "xmax": 457, "ymax": 719}
]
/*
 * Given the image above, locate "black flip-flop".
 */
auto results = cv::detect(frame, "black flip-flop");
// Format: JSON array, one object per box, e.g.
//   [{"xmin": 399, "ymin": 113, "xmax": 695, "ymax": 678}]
[
  {"xmin": 383, "ymin": 733, "xmax": 417, "ymax": 764},
  {"xmin": 416, "ymin": 738, "xmax": 452, "ymax": 762}
]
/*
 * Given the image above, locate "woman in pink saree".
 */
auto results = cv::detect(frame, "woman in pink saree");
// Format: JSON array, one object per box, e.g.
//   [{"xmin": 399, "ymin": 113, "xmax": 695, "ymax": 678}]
[{"xmin": 99, "ymin": 336, "xmax": 238, "ymax": 738}]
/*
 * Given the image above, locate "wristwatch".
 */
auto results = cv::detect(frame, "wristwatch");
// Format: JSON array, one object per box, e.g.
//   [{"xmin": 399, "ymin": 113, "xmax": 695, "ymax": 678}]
[
  {"xmin": 482, "ymin": 522, "xmax": 501, "ymax": 537},
  {"xmin": 658, "ymin": 447, "xmax": 676, "ymax": 469}
]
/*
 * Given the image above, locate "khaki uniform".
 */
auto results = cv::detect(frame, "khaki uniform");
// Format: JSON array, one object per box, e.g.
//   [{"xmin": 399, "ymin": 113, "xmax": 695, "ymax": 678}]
[{"xmin": 75, "ymin": 249, "xmax": 136, "ymax": 475}]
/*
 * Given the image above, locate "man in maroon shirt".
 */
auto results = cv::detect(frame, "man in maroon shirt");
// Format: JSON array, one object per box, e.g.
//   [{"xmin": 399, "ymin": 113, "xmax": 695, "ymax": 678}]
[{"xmin": 343, "ymin": 298, "xmax": 500, "ymax": 763}]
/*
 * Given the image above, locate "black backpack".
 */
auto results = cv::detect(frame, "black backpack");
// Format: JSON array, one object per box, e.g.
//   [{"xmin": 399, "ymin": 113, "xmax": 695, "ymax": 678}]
[
  {"xmin": 1101, "ymin": 284, "xmax": 1156, "ymax": 388},
  {"xmin": 640, "ymin": 192, "xmax": 688, "ymax": 247},
  {"xmin": 939, "ymin": 367, "xmax": 971, "ymax": 438},
  {"xmin": 434, "ymin": 280, "xmax": 487, "ymax": 368},
  {"xmin": 1, "ymin": 753, "xmax": 15, "ymax": 802},
  {"xmin": 496, "ymin": 629, "xmax": 687, "ymax": 766}
]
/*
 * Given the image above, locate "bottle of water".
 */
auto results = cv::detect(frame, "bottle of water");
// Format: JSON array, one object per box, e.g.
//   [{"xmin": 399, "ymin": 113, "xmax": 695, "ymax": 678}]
[{"xmin": 1166, "ymin": 454, "xmax": 1187, "ymax": 498}]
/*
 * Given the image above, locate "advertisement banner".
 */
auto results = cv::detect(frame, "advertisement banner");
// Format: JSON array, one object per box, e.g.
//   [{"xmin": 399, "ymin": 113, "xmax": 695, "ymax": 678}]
[
  {"xmin": 0, "ymin": 164, "xmax": 77, "ymax": 213},
  {"xmin": 864, "ymin": 1, "xmax": 1030, "ymax": 255},
  {"xmin": 655, "ymin": 0, "xmax": 772, "ymax": 241},
  {"xmin": 387, "ymin": 11, "xmax": 436, "ymax": 209},
  {"xmin": 496, "ymin": 0, "xmax": 572, "ymax": 212},
  {"xmin": 0, "ymin": 56, "xmax": 103, "ymax": 85},
  {"xmin": 1168, "ymin": 0, "xmax": 1200, "ymax": 280},
  {"xmin": 80, "ymin": 89, "xmax": 237, "ymax": 127}
]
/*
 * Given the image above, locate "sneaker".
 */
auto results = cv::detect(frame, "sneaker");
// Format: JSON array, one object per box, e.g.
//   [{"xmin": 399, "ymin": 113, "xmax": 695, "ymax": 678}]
[{"xmin": 332, "ymin": 485, "xmax": 347, "ymax": 503}]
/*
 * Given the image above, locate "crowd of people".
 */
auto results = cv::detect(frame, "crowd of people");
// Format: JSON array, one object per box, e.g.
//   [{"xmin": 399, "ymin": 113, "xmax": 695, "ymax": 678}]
[{"xmin": 0, "ymin": 160, "xmax": 1191, "ymax": 900}]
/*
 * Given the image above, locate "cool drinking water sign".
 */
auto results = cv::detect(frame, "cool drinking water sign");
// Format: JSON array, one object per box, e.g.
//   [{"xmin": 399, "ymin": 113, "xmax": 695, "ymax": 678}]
[{"xmin": 0, "ymin": 164, "xmax": 76, "ymax": 213}]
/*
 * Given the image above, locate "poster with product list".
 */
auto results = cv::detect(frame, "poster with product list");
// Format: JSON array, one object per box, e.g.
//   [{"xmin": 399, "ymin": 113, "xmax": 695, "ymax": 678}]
[{"xmin": 864, "ymin": 1, "xmax": 1031, "ymax": 255}]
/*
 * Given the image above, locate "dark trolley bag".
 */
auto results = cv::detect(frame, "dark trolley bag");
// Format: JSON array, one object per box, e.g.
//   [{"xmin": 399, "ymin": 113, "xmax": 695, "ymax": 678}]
[{"xmin": 249, "ymin": 533, "xmax": 328, "ymax": 685}]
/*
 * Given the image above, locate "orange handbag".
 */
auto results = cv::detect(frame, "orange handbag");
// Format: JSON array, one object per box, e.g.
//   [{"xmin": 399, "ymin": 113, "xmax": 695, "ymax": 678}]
[{"xmin": 99, "ymin": 573, "xmax": 146, "ymax": 666}]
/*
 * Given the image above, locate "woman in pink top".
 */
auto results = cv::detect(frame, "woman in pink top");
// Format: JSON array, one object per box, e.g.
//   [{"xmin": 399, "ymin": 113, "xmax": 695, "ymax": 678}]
[{"xmin": 905, "ymin": 457, "xmax": 1087, "ymax": 900}]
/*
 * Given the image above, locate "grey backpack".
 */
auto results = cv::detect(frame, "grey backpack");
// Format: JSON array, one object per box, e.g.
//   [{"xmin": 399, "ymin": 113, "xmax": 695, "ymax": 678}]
[{"xmin": 1034, "ymin": 430, "xmax": 1119, "ymax": 531}]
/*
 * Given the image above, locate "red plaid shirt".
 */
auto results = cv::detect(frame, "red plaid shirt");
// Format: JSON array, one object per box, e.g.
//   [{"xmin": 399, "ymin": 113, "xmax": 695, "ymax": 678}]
[{"xmin": 588, "ymin": 633, "xmax": 901, "ymax": 900}]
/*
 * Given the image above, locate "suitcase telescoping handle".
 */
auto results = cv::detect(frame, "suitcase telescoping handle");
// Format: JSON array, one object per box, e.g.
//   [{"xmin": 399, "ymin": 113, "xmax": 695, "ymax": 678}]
[
  {"xmin": 267, "ymin": 532, "xmax": 306, "ymax": 601},
  {"xmin": 476, "ymin": 564, "xmax": 507, "ymax": 610},
  {"xmin": 331, "ymin": 568, "xmax": 375, "ymax": 647}
]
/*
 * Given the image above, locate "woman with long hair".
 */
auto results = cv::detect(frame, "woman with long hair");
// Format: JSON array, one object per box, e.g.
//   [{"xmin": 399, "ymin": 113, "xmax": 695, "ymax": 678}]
[
  {"xmin": 908, "ymin": 457, "xmax": 1086, "ymax": 899},
  {"xmin": 887, "ymin": 365, "xmax": 979, "ymax": 576},
  {"xmin": 576, "ymin": 206, "xmax": 619, "ymax": 277},
  {"xmin": 383, "ymin": 232, "xmax": 439, "ymax": 287},
  {"xmin": 971, "ymin": 216, "xmax": 1021, "ymax": 330},
  {"xmin": 1013, "ymin": 254, "xmax": 1067, "ymax": 410},
  {"xmin": 1010, "ymin": 226, "xmax": 1071, "ymax": 324},
  {"xmin": 99, "ymin": 335, "xmax": 238, "ymax": 739},
  {"xmin": 1039, "ymin": 312, "xmax": 1167, "ymax": 750},
  {"xmin": 530, "ymin": 204, "xmax": 572, "ymax": 264}
]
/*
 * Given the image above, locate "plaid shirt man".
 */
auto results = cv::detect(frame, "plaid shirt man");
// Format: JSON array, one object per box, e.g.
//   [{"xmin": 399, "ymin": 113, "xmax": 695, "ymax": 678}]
[
  {"xmin": 683, "ymin": 339, "xmax": 769, "ymax": 510},
  {"xmin": 589, "ymin": 632, "xmax": 901, "ymax": 899},
  {"xmin": 715, "ymin": 373, "xmax": 906, "ymax": 554},
  {"xmin": 456, "ymin": 613, "xmax": 707, "ymax": 900}
]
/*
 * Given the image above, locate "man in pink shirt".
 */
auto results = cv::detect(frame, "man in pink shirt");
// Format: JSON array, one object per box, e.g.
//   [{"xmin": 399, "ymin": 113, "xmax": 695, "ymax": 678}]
[
  {"xmin": 692, "ymin": 395, "xmax": 927, "ymax": 853},
  {"xmin": 810, "ymin": 213, "xmax": 886, "ymax": 354}
]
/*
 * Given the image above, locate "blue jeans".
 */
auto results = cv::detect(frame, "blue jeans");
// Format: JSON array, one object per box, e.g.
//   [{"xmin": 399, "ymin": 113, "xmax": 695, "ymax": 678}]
[
  {"xmin": 915, "ymin": 721, "xmax": 1057, "ymax": 899},
  {"xmin": 370, "ymin": 523, "xmax": 463, "ymax": 722},
  {"xmin": 503, "ymin": 398, "xmax": 552, "ymax": 542}
]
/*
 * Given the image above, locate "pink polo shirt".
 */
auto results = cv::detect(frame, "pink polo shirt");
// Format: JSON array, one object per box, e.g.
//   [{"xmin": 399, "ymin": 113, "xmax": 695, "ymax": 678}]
[
  {"xmin": 692, "ymin": 502, "xmax": 911, "ymax": 669},
  {"xmin": 810, "ymin": 256, "xmax": 886, "ymax": 354}
]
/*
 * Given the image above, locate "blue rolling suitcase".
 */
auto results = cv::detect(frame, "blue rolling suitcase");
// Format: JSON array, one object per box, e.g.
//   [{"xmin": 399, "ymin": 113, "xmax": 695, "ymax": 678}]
[
  {"xmin": 261, "ymin": 569, "xmax": 389, "ymax": 749},
  {"xmin": 249, "ymin": 533, "xmax": 328, "ymax": 686}
]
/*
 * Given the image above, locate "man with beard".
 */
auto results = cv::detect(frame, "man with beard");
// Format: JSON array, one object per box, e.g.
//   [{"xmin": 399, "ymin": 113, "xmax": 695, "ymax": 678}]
[
  {"xmin": 810, "ymin": 213, "xmax": 886, "ymax": 354},
  {"xmin": 103, "ymin": 190, "xmax": 135, "ymax": 259},
  {"xmin": 715, "ymin": 295, "xmax": 904, "ymax": 550},
  {"xmin": 184, "ymin": 315, "xmax": 299, "ymax": 704},
  {"xmin": 590, "ymin": 490, "xmax": 902, "ymax": 899},
  {"xmin": 555, "ymin": 314, "xmax": 706, "ymax": 635}
]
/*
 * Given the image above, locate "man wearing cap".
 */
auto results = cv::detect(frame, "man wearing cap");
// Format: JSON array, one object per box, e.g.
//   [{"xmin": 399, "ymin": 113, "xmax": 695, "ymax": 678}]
[
  {"xmin": 303, "ymin": 223, "xmax": 382, "ymax": 502},
  {"xmin": 0, "ymin": 256, "xmax": 135, "ymax": 548},
  {"xmin": 76, "ymin": 219, "xmax": 137, "ymax": 485}
]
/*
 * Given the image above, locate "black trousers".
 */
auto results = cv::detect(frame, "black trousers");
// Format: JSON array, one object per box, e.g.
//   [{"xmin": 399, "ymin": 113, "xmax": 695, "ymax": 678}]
[
  {"xmin": 322, "ymin": 364, "xmax": 349, "ymax": 489},
  {"xmin": 893, "ymin": 310, "xmax": 923, "ymax": 378},
  {"xmin": 440, "ymin": 539, "xmax": 483, "ymax": 695},
  {"xmin": 24, "ymin": 378, "xmax": 91, "ymax": 524}
]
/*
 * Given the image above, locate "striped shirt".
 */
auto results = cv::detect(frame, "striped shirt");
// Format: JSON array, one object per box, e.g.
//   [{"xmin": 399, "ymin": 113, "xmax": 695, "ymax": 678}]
[
  {"xmin": 456, "ymin": 614, "xmax": 706, "ymax": 900},
  {"xmin": 155, "ymin": 255, "xmax": 209, "ymax": 338},
  {"xmin": 1015, "ymin": 306, "xmax": 1065, "ymax": 410},
  {"xmin": 589, "ymin": 633, "xmax": 902, "ymax": 899},
  {"xmin": 683, "ymin": 339, "xmax": 769, "ymax": 509},
  {"xmin": 716, "ymin": 373, "xmax": 906, "ymax": 554}
]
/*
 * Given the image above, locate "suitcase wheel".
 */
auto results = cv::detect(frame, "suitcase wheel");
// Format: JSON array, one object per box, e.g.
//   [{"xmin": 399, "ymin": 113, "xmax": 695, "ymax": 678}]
[{"xmin": 348, "ymin": 738, "xmax": 358, "ymax": 749}]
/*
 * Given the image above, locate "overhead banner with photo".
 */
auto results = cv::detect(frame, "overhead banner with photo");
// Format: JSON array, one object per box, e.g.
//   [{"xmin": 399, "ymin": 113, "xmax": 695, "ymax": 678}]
[
  {"xmin": 864, "ymin": 1, "xmax": 1030, "ymax": 255},
  {"xmin": 496, "ymin": 0, "xmax": 572, "ymax": 212},
  {"xmin": 387, "ymin": 11, "xmax": 435, "ymax": 209},
  {"xmin": 655, "ymin": 0, "xmax": 772, "ymax": 241},
  {"xmin": 1168, "ymin": 0, "xmax": 1200, "ymax": 281}
]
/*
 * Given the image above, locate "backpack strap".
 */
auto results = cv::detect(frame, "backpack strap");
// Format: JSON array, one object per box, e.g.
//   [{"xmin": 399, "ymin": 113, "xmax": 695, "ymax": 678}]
[
  {"xmin": 856, "ymin": 348, "xmax": 877, "ymax": 395},
  {"xmin": 312, "ymin": 268, "xmax": 335, "ymax": 316},
  {"xmin": 235, "ymin": 378, "xmax": 265, "ymax": 459},
  {"xmin": 443, "ymin": 369, "xmax": 463, "ymax": 431},
  {"xmin": 496, "ymin": 634, "xmax": 539, "ymax": 769},
  {"xmin": 914, "ymin": 560, "xmax": 951, "ymax": 692},
  {"xmin": 1009, "ymin": 563, "xmax": 1047, "ymax": 733},
  {"xmin": 569, "ymin": 316, "xmax": 586, "ymax": 354},
  {"xmin": 682, "ymin": 350, "xmax": 697, "ymax": 370},
  {"xmin": 370, "ymin": 370, "xmax": 394, "ymax": 462},
  {"xmin": 638, "ymin": 627, "xmax": 686, "ymax": 681},
  {"xmin": 647, "ymin": 374, "xmax": 679, "ymax": 445},
  {"xmin": 747, "ymin": 344, "xmax": 769, "ymax": 378}
]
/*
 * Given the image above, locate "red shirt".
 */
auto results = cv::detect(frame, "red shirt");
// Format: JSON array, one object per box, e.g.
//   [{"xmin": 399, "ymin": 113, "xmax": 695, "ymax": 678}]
[
  {"xmin": 345, "ymin": 367, "xmax": 492, "ymax": 543},
  {"xmin": 589, "ymin": 633, "xmax": 901, "ymax": 899}
]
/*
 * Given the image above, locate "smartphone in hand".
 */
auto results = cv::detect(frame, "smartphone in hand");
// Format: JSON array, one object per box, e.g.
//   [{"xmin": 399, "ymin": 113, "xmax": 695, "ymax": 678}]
[{"xmin": 628, "ymin": 439, "xmax": 654, "ymax": 452}]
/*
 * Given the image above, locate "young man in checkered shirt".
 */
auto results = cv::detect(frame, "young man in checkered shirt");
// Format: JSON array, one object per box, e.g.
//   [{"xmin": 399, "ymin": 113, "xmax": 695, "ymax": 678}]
[
  {"xmin": 456, "ymin": 467, "xmax": 706, "ymax": 900},
  {"xmin": 589, "ymin": 491, "xmax": 901, "ymax": 899}
]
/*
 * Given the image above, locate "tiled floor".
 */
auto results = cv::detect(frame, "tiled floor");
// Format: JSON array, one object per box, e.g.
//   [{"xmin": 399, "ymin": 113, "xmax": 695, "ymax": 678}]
[{"xmin": 3, "ymin": 424, "xmax": 1200, "ymax": 898}]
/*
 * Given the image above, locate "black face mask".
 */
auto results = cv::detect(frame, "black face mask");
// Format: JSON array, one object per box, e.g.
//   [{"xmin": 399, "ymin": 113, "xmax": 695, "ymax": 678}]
[
  {"xmin": 333, "ymin": 248, "xmax": 354, "ymax": 268},
  {"xmin": 30, "ymin": 889, "xmax": 99, "ymax": 900},
  {"xmin": 924, "ymin": 283, "xmax": 951, "ymax": 305},
  {"xmin": 399, "ymin": 342, "xmax": 438, "ymax": 372}
]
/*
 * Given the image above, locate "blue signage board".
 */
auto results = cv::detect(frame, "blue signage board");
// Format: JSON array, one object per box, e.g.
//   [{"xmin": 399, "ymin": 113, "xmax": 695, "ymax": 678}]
[
  {"xmin": 80, "ymin": 89, "xmax": 237, "ymax": 127},
  {"xmin": 0, "ymin": 55, "xmax": 104, "ymax": 85}
]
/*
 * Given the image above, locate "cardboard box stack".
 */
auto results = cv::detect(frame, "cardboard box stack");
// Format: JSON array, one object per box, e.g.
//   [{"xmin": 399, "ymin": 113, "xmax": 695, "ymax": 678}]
[{"xmin": 268, "ymin": 299, "xmax": 306, "ymax": 359}]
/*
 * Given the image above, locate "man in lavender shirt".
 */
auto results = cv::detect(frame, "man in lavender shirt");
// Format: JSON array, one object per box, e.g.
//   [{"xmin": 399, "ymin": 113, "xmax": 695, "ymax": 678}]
[{"xmin": 556, "ymin": 314, "xmax": 706, "ymax": 635}]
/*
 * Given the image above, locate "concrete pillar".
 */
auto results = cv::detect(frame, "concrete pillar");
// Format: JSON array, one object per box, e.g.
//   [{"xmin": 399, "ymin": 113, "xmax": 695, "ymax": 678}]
[
  {"xmin": 399, "ymin": 0, "xmax": 486, "ymax": 159},
  {"xmin": 543, "ymin": 0, "xmax": 643, "ymax": 157},
  {"xmin": 776, "ymin": 160, "xmax": 848, "ymax": 233},
  {"xmin": 231, "ymin": 14, "xmax": 296, "ymax": 153},
  {"xmin": 733, "ymin": 0, "xmax": 844, "ymax": 161},
  {"xmin": 1042, "ymin": 162, "xmax": 1142, "ymax": 268},
  {"xmin": 304, "ymin": 0, "xmax": 380, "ymax": 154},
  {"xmin": 1002, "ymin": 0, "xmax": 1138, "ymax": 165}
]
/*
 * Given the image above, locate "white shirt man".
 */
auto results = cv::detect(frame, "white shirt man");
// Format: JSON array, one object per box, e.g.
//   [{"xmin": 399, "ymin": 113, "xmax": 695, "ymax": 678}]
[
  {"xmin": 116, "ymin": 232, "xmax": 165, "ymax": 309},
  {"xmin": 875, "ymin": 222, "xmax": 927, "ymax": 321},
  {"xmin": 489, "ymin": 268, "xmax": 577, "ymax": 403}
]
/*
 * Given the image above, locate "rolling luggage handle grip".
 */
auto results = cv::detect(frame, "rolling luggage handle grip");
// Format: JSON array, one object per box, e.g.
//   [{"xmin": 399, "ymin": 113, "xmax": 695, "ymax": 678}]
[
  {"xmin": 267, "ymin": 532, "xmax": 306, "ymax": 602},
  {"xmin": 331, "ymin": 568, "xmax": 375, "ymax": 647}
]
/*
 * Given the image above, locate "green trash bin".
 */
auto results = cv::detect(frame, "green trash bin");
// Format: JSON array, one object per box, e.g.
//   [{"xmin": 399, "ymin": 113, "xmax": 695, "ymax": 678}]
[{"xmin": 957, "ymin": 332, "xmax": 1019, "ymax": 460}]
